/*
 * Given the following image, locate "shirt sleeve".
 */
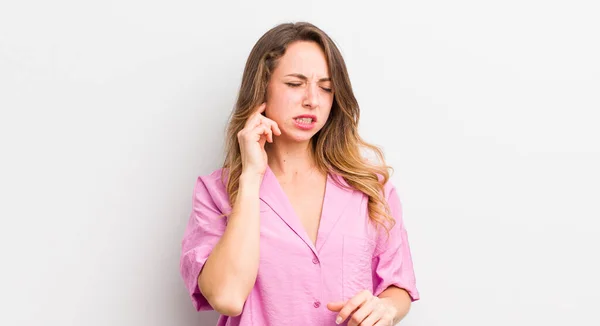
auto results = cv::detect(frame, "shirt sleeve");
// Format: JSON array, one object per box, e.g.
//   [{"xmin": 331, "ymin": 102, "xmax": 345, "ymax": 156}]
[
  {"xmin": 179, "ymin": 176, "xmax": 227, "ymax": 311},
  {"xmin": 372, "ymin": 182, "xmax": 420, "ymax": 301}
]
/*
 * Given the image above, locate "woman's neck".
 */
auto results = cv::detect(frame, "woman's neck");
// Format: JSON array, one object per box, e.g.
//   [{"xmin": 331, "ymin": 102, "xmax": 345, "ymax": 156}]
[{"xmin": 265, "ymin": 140, "xmax": 317, "ymax": 179}]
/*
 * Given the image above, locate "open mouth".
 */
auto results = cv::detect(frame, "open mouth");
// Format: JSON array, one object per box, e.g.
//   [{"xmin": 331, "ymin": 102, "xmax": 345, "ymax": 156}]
[
  {"xmin": 294, "ymin": 117, "xmax": 314, "ymax": 124},
  {"xmin": 293, "ymin": 115, "xmax": 317, "ymax": 130}
]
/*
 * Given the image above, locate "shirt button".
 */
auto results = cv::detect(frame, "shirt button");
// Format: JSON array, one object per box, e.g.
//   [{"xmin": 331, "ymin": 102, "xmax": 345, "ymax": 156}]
[
  {"xmin": 313, "ymin": 300, "xmax": 321, "ymax": 308},
  {"xmin": 312, "ymin": 257, "xmax": 319, "ymax": 264}
]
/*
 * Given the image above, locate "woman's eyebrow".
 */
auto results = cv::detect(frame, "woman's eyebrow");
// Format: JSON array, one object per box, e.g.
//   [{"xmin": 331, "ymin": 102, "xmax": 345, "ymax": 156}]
[{"xmin": 284, "ymin": 73, "xmax": 331, "ymax": 82}]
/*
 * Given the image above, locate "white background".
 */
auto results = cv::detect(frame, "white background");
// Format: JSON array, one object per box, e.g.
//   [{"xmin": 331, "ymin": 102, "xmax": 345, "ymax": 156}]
[{"xmin": 1, "ymin": 0, "xmax": 599, "ymax": 325}]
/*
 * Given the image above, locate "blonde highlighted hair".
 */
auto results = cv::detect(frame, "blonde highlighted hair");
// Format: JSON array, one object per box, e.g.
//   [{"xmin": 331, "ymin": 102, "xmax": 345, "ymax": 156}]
[{"xmin": 222, "ymin": 22, "xmax": 395, "ymax": 231}]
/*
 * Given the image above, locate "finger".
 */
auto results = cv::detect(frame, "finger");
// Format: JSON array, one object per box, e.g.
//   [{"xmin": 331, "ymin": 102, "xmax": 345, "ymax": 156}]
[
  {"xmin": 348, "ymin": 297, "xmax": 379, "ymax": 326},
  {"xmin": 258, "ymin": 115, "xmax": 281, "ymax": 137},
  {"xmin": 264, "ymin": 122, "xmax": 273, "ymax": 143},
  {"xmin": 259, "ymin": 122, "xmax": 274, "ymax": 144},
  {"xmin": 326, "ymin": 301, "xmax": 345, "ymax": 312},
  {"xmin": 256, "ymin": 121, "xmax": 273, "ymax": 143},
  {"xmin": 244, "ymin": 114, "xmax": 262, "ymax": 129},
  {"xmin": 244, "ymin": 103, "xmax": 267, "ymax": 129},
  {"xmin": 373, "ymin": 319, "xmax": 393, "ymax": 326},
  {"xmin": 335, "ymin": 292, "xmax": 371, "ymax": 324},
  {"xmin": 255, "ymin": 102, "xmax": 267, "ymax": 114},
  {"xmin": 357, "ymin": 300, "xmax": 386, "ymax": 326},
  {"xmin": 258, "ymin": 132, "xmax": 267, "ymax": 147},
  {"xmin": 272, "ymin": 120, "xmax": 282, "ymax": 136},
  {"xmin": 265, "ymin": 118, "xmax": 282, "ymax": 136},
  {"xmin": 268, "ymin": 120, "xmax": 280, "ymax": 138},
  {"xmin": 249, "ymin": 124, "xmax": 269, "ymax": 143}
]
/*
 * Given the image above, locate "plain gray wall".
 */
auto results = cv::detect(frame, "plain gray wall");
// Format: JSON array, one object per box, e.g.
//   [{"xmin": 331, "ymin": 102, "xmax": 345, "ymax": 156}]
[{"xmin": 1, "ymin": 0, "xmax": 599, "ymax": 325}]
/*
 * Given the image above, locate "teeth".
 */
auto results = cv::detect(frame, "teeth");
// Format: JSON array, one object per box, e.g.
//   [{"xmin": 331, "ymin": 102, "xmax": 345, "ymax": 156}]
[{"xmin": 295, "ymin": 118, "xmax": 313, "ymax": 123}]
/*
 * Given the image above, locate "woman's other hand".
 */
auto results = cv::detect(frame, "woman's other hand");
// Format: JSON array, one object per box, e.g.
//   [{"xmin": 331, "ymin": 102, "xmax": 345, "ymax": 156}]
[{"xmin": 327, "ymin": 290, "xmax": 398, "ymax": 326}]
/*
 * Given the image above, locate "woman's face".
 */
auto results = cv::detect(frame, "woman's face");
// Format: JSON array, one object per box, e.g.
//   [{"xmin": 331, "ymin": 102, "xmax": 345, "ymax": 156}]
[{"xmin": 265, "ymin": 41, "xmax": 334, "ymax": 144}]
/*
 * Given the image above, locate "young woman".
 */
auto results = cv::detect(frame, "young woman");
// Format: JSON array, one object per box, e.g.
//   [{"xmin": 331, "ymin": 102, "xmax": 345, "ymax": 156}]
[{"xmin": 180, "ymin": 22, "xmax": 419, "ymax": 326}]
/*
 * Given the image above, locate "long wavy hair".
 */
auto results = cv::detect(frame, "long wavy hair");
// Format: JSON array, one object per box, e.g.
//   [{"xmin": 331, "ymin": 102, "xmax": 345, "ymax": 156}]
[{"xmin": 222, "ymin": 22, "xmax": 395, "ymax": 231}]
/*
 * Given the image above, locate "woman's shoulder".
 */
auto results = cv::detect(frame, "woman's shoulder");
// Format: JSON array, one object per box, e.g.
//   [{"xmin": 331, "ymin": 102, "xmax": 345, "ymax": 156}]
[
  {"xmin": 382, "ymin": 176, "xmax": 397, "ymax": 199},
  {"xmin": 198, "ymin": 168, "xmax": 227, "ymax": 183},
  {"xmin": 196, "ymin": 167, "xmax": 227, "ymax": 186},
  {"xmin": 192, "ymin": 167, "xmax": 231, "ymax": 211},
  {"xmin": 332, "ymin": 171, "xmax": 397, "ymax": 195},
  {"xmin": 373, "ymin": 172, "xmax": 398, "ymax": 199}
]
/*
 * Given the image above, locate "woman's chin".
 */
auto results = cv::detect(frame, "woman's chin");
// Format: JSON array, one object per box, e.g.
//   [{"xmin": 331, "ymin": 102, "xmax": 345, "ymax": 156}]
[{"xmin": 278, "ymin": 130, "xmax": 315, "ymax": 144}]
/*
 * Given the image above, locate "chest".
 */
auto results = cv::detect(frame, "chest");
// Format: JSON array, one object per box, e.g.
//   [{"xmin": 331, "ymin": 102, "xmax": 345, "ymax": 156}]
[
  {"xmin": 279, "ymin": 176, "xmax": 326, "ymax": 245},
  {"xmin": 255, "ymin": 182, "xmax": 379, "ymax": 303}
]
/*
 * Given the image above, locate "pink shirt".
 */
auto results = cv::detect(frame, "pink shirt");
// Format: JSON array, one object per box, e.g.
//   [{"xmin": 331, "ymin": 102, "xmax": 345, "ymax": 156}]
[{"xmin": 180, "ymin": 166, "xmax": 419, "ymax": 325}]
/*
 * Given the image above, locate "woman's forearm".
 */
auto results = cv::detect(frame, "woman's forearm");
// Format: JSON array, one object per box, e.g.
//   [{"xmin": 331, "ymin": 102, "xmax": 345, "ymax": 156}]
[
  {"xmin": 198, "ymin": 173, "xmax": 262, "ymax": 316},
  {"xmin": 378, "ymin": 286, "xmax": 412, "ymax": 324}
]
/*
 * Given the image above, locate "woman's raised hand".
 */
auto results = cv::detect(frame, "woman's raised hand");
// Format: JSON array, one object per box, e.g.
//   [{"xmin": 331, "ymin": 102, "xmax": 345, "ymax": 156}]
[{"xmin": 237, "ymin": 103, "xmax": 282, "ymax": 177}]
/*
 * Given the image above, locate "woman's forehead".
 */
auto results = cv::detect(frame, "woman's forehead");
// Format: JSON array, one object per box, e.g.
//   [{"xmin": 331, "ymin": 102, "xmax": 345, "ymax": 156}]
[{"xmin": 275, "ymin": 41, "xmax": 330, "ymax": 79}]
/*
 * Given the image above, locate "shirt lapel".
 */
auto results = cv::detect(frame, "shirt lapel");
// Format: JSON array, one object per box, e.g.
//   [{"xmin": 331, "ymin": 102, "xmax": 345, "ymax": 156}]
[
  {"xmin": 259, "ymin": 166, "xmax": 357, "ymax": 256},
  {"xmin": 259, "ymin": 166, "xmax": 319, "ymax": 256},
  {"xmin": 315, "ymin": 173, "xmax": 356, "ymax": 252}
]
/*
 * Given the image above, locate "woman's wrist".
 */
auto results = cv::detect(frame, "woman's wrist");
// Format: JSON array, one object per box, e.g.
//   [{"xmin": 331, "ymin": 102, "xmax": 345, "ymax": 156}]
[{"xmin": 239, "ymin": 171, "xmax": 263, "ymax": 192}]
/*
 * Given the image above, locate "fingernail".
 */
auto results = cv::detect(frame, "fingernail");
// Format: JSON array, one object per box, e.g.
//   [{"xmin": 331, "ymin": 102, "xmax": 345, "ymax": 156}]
[{"xmin": 335, "ymin": 316, "xmax": 342, "ymax": 324}]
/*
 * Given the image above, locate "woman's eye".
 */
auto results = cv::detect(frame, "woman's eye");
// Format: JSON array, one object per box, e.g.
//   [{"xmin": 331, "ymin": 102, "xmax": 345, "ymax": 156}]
[
  {"xmin": 321, "ymin": 87, "xmax": 332, "ymax": 93},
  {"xmin": 286, "ymin": 83, "xmax": 302, "ymax": 87}
]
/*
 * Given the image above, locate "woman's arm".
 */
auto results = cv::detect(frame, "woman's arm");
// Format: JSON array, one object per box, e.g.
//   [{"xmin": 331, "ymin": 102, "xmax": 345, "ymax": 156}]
[
  {"xmin": 378, "ymin": 286, "xmax": 412, "ymax": 323},
  {"xmin": 197, "ymin": 173, "xmax": 262, "ymax": 316}
]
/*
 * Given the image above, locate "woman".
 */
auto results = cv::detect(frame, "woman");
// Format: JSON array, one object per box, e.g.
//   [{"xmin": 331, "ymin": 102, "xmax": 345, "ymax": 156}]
[{"xmin": 180, "ymin": 22, "xmax": 419, "ymax": 325}]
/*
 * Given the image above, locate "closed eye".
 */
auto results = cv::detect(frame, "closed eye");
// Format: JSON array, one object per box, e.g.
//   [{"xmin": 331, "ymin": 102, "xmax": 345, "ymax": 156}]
[{"xmin": 286, "ymin": 82, "xmax": 332, "ymax": 93}]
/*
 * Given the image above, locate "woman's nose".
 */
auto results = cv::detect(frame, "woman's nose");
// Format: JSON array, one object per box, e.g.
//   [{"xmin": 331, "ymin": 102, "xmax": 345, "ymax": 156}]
[{"xmin": 303, "ymin": 84, "xmax": 319, "ymax": 109}]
